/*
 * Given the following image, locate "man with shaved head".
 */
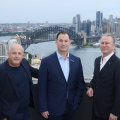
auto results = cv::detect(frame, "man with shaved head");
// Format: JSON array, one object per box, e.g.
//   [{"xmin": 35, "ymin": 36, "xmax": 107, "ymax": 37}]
[{"xmin": 0, "ymin": 43, "xmax": 38, "ymax": 120}]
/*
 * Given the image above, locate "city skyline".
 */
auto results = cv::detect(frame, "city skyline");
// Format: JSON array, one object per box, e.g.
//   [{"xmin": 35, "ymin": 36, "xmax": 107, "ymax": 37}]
[{"xmin": 0, "ymin": 0, "xmax": 120, "ymax": 23}]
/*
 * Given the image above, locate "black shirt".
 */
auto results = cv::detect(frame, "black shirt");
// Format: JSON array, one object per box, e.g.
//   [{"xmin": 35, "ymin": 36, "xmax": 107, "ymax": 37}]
[{"xmin": 8, "ymin": 64, "xmax": 30, "ymax": 112}]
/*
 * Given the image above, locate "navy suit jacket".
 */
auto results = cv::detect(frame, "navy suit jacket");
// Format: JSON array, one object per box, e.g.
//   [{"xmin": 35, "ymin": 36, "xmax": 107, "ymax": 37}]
[
  {"xmin": 38, "ymin": 52, "xmax": 85, "ymax": 115},
  {"xmin": 90, "ymin": 54, "xmax": 120, "ymax": 119},
  {"xmin": 0, "ymin": 58, "xmax": 38, "ymax": 120}
]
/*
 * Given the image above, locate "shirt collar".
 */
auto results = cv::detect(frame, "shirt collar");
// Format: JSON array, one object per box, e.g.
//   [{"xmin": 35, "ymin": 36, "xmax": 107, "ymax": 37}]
[
  {"xmin": 101, "ymin": 52, "xmax": 114, "ymax": 62},
  {"xmin": 56, "ymin": 51, "xmax": 69, "ymax": 60}
]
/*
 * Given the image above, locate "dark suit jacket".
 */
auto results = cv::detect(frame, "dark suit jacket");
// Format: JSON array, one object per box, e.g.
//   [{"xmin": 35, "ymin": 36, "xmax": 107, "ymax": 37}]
[
  {"xmin": 0, "ymin": 58, "xmax": 38, "ymax": 120},
  {"xmin": 38, "ymin": 52, "xmax": 85, "ymax": 115},
  {"xmin": 90, "ymin": 54, "xmax": 120, "ymax": 119}
]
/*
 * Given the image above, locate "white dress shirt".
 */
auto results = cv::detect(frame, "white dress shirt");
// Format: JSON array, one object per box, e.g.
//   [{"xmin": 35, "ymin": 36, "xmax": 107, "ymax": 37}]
[{"xmin": 100, "ymin": 52, "xmax": 114, "ymax": 70}]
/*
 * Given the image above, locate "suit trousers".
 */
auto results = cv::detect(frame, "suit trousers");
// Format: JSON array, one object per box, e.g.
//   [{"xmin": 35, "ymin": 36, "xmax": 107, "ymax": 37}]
[
  {"xmin": 43, "ymin": 111, "xmax": 75, "ymax": 120},
  {"xmin": 92, "ymin": 114, "xmax": 108, "ymax": 120},
  {"xmin": 93, "ymin": 117, "xmax": 106, "ymax": 120},
  {"xmin": 44, "ymin": 102, "xmax": 76, "ymax": 120},
  {"xmin": 13, "ymin": 109, "xmax": 30, "ymax": 120}
]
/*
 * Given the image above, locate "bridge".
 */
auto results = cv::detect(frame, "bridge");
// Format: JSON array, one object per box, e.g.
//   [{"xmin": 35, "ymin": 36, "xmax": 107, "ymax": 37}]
[
  {"xmin": 21, "ymin": 26, "xmax": 83, "ymax": 49},
  {"xmin": 87, "ymin": 36, "xmax": 101, "ymax": 43},
  {"xmin": 19, "ymin": 26, "xmax": 101, "ymax": 50}
]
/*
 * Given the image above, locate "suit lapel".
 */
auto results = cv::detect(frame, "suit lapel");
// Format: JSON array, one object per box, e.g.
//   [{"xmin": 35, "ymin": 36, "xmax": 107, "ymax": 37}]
[
  {"xmin": 96, "ymin": 57, "xmax": 101, "ymax": 73},
  {"xmin": 67, "ymin": 54, "xmax": 75, "ymax": 83},
  {"xmin": 21, "ymin": 60, "xmax": 31, "ymax": 80},
  {"xmin": 53, "ymin": 52, "xmax": 66, "ymax": 82},
  {"xmin": 100, "ymin": 54, "xmax": 115, "ymax": 74}
]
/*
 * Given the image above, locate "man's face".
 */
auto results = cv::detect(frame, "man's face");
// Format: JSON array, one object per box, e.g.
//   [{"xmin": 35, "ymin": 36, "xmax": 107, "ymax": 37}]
[
  {"xmin": 56, "ymin": 33, "xmax": 71, "ymax": 54},
  {"xmin": 8, "ymin": 45, "xmax": 23, "ymax": 67},
  {"xmin": 100, "ymin": 36, "xmax": 115, "ymax": 57}
]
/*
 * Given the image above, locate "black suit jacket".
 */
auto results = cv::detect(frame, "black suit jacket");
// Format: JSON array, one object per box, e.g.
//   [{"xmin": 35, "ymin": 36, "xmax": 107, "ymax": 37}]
[
  {"xmin": 0, "ymin": 58, "xmax": 38, "ymax": 120},
  {"xmin": 90, "ymin": 54, "xmax": 120, "ymax": 119}
]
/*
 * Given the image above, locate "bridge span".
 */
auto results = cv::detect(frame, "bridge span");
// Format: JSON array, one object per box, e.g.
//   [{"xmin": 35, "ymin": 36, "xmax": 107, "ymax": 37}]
[
  {"xmin": 20, "ymin": 26, "xmax": 83, "ymax": 49},
  {"xmin": 19, "ymin": 26, "xmax": 101, "ymax": 49}
]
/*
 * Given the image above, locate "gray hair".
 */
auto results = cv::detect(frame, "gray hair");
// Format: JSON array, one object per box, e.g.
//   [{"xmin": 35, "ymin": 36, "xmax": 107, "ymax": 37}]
[{"xmin": 100, "ymin": 33, "xmax": 115, "ymax": 44}]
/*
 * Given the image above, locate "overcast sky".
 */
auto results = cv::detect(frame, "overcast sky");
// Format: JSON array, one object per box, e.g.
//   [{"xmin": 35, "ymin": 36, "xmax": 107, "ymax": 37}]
[{"xmin": 0, "ymin": 0, "xmax": 120, "ymax": 23}]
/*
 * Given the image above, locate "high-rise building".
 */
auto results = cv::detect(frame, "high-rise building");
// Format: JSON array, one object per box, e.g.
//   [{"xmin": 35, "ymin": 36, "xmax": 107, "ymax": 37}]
[
  {"xmin": 72, "ymin": 14, "xmax": 81, "ymax": 33},
  {"xmin": 114, "ymin": 22, "xmax": 120, "ymax": 37},
  {"xmin": 76, "ymin": 14, "xmax": 81, "ymax": 33},
  {"xmin": 81, "ymin": 20, "xmax": 91, "ymax": 36},
  {"xmin": 72, "ymin": 17, "xmax": 76, "ymax": 25},
  {"xmin": 96, "ymin": 11, "xmax": 103, "ymax": 36},
  {"xmin": 81, "ymin": 20, "xmax": 87, "ymax": 33},
  {"xmin": 72, "ymin": 17, "xmax": 76, "ymax": 32},
  {"xmin": 103, "ymin": 20, "xmax": 111, "ymax": 34},
  {"xmin": 87, "ymin": 20, "xmax": 91, "ymax": 36},
  {"xmin": 91, "ymin": 21, "xmax": 96, "ymax": 36},
  {"xmin": 109, "ymin": 15, "xmax": 115, "ymax": 33}
]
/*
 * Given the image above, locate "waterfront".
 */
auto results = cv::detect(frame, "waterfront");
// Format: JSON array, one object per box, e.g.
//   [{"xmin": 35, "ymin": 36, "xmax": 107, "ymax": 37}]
[
  {"xmin": 26, "ymin": 41, "xmax": 120, "ymax": 78},
  {"xmin": 0, "ymin": 36, "xmax": 12, "ymax": 42},
  {"xmin": 1, "ymin": 36, "xmax": 120, "ymax": 78}
]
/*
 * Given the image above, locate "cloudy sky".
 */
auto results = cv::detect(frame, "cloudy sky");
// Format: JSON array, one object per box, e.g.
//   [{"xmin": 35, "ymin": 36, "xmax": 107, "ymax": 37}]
[{"xmin": 0, "ymin": 0, "xmax": 120, "ymax": 23}]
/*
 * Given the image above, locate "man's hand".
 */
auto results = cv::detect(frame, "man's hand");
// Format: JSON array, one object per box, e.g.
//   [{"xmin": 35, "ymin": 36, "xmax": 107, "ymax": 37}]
[
  {"xmin": 41, "ymin": 111, "xmax": 49, "ymax": 119},
  {"xmin": 109, "ymin": 113, "xmax": 118, "ymax": 120},
  {"xmin": 86, "ymin": 88, "xmax": 94, "ymax": 97}
]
